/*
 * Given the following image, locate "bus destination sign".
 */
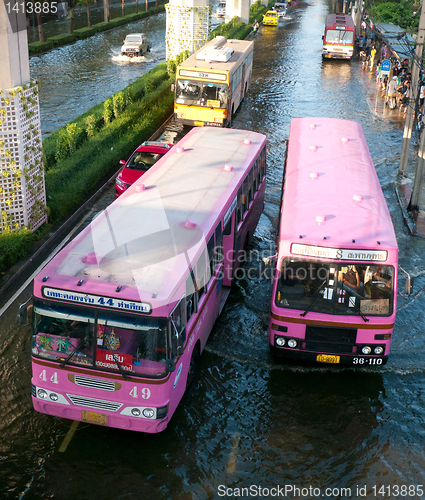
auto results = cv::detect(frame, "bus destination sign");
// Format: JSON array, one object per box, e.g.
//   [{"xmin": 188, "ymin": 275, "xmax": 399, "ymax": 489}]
[
  {"xmin": 290, "ymin": 243, "xmax": 388, "ymax": 262},
  {"xmin": 42, "ymin": 287, "xmax": 152, "ymax": 313},
  {"xmin": 179, "ymin": 69, "xmax": 227, "ymax": 81}
]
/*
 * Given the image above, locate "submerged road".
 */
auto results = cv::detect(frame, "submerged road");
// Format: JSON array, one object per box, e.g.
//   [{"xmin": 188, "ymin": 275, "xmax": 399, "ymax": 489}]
[{"xmin": 1, "ymin": 1, "xmax": 425, "ymax": 498}]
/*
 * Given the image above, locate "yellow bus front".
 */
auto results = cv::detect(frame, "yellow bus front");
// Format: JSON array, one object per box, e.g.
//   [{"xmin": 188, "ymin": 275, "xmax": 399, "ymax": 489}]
[{"xmin": 174, "ymin": 68, "xmax": 230, "ymax": 127}]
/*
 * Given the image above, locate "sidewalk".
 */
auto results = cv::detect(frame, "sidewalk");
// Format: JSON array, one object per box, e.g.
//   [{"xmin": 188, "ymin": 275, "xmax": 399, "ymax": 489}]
[
  {"xmin": 360, "ymin": 65, "xmax": 425, "ymax": 239},
  {"xmin": 396, "ymin": 178, "xmax": 425, "ymax": 239}
]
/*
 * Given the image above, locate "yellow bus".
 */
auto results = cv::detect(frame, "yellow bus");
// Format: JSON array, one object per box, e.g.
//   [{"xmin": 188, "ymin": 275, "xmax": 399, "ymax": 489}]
[{"xmin": 174, "ymin": 37, "xmax": 254, "ymax": 127}]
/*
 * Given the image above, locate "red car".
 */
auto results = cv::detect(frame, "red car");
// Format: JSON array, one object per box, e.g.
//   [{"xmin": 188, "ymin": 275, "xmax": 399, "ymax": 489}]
[{"xmin": 115, "ymin": 141, "xmax": 173, "ymax": 197}]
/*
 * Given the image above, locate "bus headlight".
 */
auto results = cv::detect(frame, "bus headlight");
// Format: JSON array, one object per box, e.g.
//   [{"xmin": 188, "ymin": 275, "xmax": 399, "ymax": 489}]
[
  {"xmin": 131, "ymin": 408, "xmax": 141, "ymax": 416},
  {"xmin": 37, "ymin": 389, "xmax": 48, "ymax": 399},
  {"xmin": 275, "ymin": 336, "xmax": 286, "ymax": 347},
  {"xmin": 287, "ymin": 339, "xmax": 298, "ymax": 348},
  {"xmin": 374, "ymin": 346, "xmax": 384, "ymax": 355},
  {"xmin": 362, "ymin": 346, "xmax": 372, "ymax": 355},
  {"xmin": 177, "ymin": 113, "xmax": 185, "ymax": 119},
  {"xmin": 214, "ymin": 118, "xmax": 223, "ymax": 123},
  {"xmin": 49, "ymin": 393, "xmax": 58, "ymax": 401},
  {"xmin": 142, "ymin": 408, "xmax": 155, "ymax": 418}
]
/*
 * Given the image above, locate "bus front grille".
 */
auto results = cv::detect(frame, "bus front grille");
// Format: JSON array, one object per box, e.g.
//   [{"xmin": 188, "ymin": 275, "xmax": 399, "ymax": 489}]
[
  {"xmin": 304, "ymin": 325, "xmax": 357, "ymax": 354},
  {"xmin": 304, "ymin": 342, "xmax": 355, "ymax": 354},
  {"xmin": 71, "ymin": 374, "xmax": 119, "ymax": 392},
  {"xmin": 66, "ymin": 394, "xmax": 123, "ymax": 412}
]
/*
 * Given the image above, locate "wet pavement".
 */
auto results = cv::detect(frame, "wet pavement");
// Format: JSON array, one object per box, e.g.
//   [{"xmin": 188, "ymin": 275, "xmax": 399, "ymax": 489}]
[{"xmin": 2, "ymin": 1, "xmax": 425, "ymax": 499}]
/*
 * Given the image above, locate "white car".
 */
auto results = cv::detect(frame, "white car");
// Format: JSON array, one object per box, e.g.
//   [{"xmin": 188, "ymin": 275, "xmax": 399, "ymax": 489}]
[
  {"xmin": 121, "ymin": 33, "xmax": 151, "ymax": 57},
  {"xmin": 216, "ymin": 1, "xmax": 226, "ymax": 17},
  {"xmin": 273, "ymin": 1, "xmax": 287, "ymax": 17}
]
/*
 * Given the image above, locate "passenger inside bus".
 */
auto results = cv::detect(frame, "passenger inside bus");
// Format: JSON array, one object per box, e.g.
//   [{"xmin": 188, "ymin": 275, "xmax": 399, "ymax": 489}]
[
  {"xmin": 363, "ymin": 265, "xmax": 392, "ymax": 299},
  {"xmin": 338, "ymin": 265, "xmax": 362, "ymax": 298}
]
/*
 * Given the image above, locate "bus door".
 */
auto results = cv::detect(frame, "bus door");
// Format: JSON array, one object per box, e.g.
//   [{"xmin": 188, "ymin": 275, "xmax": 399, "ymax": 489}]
[
  {"xmin": 222, "ymin": 211, "xmax": 236, "ymax": 286},
  {"xmin": 227, "ymin": 81, "xmax": 233, "ymax": 123}
]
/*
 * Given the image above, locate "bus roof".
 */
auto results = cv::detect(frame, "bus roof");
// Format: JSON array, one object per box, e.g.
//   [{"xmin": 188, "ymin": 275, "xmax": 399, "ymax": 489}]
[
  {"xmin": 280, "ymin": 117, "xmax": 398, "ymax": 260},
  {"xmin": 325, "ymin": 13, "xmax": 355, "ymax": 29},
  {"xmin": 177, "ymin": 37, "xmax": 253, "ymax": 73},
  {"xmin": 36, "ymin": 127, "xmax": 266, "ymax": 308}
]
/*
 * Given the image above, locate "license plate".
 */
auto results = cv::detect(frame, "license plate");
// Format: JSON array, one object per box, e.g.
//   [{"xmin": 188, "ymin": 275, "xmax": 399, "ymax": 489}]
[
  {"xmin": 194, "ymin": 121, "xmax": 204, "ymax": 127},
  {"xmin": 324, "ymin": 54, "xmax": 331, "ymax": 58},
  {"xmin": 82, "ymin": 410, "xmax": 107, "ymax": 426},
  {"xmin": 317, "ymin": 354, "xmax": 340, "ymax": 364}
]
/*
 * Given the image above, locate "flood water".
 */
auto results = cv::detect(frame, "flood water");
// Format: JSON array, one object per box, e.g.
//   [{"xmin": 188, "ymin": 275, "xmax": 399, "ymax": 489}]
[{"xmin": 2, "ymin": 0, "xmax": 425, "ymax": 499}]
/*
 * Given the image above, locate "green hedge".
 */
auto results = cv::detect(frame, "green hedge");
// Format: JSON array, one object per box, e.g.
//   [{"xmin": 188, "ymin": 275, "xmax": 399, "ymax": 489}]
[
  {"xmin": 92, "ymin": 21, "xmax": 112, "ymax": 32},
  {"xmin": 73, "ymin": 26, "xmax": 98, "ymax": 39},
  {"xmin": 43, "ymin": 63, "xmax": 173, "ymax": 221},
  {"xmin": 48, "ymin": 33, "xmax": 77, "ymax": 46},
  {"xmin": 28, "ymin": 40, "xmax": 54, "ymax": 54},
  {"xmin": 43, "ymin": 63, "xmax": 170, "ymax": 169}
]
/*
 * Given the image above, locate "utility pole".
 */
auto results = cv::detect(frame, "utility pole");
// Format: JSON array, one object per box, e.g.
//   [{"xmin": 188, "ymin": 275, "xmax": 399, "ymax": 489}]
[
  {"xmin": 409, "ymin": 128, "xmax": 425, "ymax": 211},
  {"xmin": 399, "ymin": 3, "xmax": 425, "ymax": 175}
]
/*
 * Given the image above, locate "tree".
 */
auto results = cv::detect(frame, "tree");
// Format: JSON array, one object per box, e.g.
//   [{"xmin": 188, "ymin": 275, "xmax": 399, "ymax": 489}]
[
  {"xmin": 69, "ymin": 0, "xmax": 77, "ymax": 34},
  {"xmin": 83, "ymin": 0, "xmax": 93, "ymax": 28},
  {"xmin": 36, "ymin": 11, "xmax": 45, "ymax": 42}
]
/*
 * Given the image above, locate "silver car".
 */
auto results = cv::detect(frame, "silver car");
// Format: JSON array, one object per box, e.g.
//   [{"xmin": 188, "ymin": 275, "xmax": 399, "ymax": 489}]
[{"xmin": 121, "ymin": 33, "xmax": 151, "ymax": 57}]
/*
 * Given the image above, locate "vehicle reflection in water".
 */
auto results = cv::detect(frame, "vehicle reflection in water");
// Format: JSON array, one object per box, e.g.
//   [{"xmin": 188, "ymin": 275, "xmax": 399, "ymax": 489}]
[{"xmin": 263, "ymin": 370, "xmax": 384, "ymax": 488}]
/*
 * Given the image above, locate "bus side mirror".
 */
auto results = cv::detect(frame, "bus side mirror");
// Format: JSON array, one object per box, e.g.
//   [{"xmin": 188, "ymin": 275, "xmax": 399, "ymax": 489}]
[
  {"xmin": 405, "ymin": 276, "xmax": 413, "ymax": 295},
  {"xmin": 171, "ymin": 84, "xmax": 175, "ymax": 92},
  {"xmin": 16, "ymin": 298, "xmax": 32, "ymax": 326},
  {"xmin": 166, "ymin": 359, "xmax": 176, "ymax": 372},
  {"xmin": 322, "ymin": 35, "xmax": 324, "ymax": 40}
]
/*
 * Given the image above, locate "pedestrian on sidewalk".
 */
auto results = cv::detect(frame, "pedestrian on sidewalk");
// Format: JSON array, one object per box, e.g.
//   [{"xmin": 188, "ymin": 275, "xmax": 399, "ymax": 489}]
[
  {"xmin": 369, "ymin": 45, "xmax": 377, "ymax": 70},
  {"xmin": 399, "ymin": 80, "xmax": 412, "ymax": 113}
]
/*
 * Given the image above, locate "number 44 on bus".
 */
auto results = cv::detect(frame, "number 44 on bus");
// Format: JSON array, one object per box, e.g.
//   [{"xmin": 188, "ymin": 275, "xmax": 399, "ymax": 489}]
[{"xmin": 18, "ymin": 127, "xmax": 267, "ymax": 433}]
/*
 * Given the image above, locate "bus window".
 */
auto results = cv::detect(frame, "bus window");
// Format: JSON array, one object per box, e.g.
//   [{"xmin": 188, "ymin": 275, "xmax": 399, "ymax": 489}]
[
  {"xmin": 170, "ymin": 299, "xmax": 186, "ymax": 356},
  {"xmin": 236, "ymin": 187, "xmax": 243, "ymax": 226},
  {"xmin": 186, "ymin": 273, "xmax": 197, "ymax": 322},
  {"xmin": 197, "ymin": 250, "xmax": 208, "ymax": 300},
  {"xmin": 207, "ymin": 235, "xmax": 216, "ymax": 277},
  {"xmin": 215, "ymin": 222, "xmax": 223, "ymax": 266}
]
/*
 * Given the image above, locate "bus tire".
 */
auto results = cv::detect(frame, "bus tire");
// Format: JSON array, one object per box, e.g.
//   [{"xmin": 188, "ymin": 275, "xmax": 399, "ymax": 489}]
[{"xmin": 185, "ymin": 343, "xmax": 200, "ymax": 393}]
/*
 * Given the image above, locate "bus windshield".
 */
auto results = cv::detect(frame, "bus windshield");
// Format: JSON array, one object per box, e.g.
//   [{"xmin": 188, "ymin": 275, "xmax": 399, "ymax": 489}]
[
  {"xmin": 325, "ymin": 29, "xmax": 354, "ymax": 44},
  {"xmin": 32, "ymin": 300, "xmax": 169, "ymax": 378},
  {"xmin": 175, "ymin": 79, "xmax": 228, "ymax": 108},
  {"xmin": 275, "ymin": 259, "xmax": 394, "ymax": 317}
]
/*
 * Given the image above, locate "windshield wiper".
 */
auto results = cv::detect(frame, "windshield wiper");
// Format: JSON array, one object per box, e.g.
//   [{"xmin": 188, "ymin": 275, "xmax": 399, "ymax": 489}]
[
  {"xmin": 60, "ymin": 334, "xmax": 89, "ymax": 368},
  {"xmin": 342, "ymin": 290, "xmax": 369, "ymax": 323},
  {"xmin": 300, "ymin": 279, "xmax": 328, "ymax": 317}
]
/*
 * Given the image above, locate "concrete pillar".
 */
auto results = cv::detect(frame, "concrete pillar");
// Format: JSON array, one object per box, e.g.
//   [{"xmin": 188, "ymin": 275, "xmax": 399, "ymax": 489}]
[
  {"xmin": 225, "ymin": 0, "xmax": 250, "ymax": 24},
  {"xmin": 0, "ymin": 3, "xmax": 30, "ymax": 89},
  {"xmin": 0, "ymin": 3, "xmax": 47, "ymax": 233},
  {"xmin": 166, "ymin": 0, "xmax": 211, "ymax": 59}
]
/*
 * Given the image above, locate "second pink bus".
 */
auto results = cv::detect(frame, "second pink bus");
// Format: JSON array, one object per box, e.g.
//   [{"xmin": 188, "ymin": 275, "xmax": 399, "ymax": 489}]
[{"xmin": 269, "ymin": 117, "xmax": 400, "ymax": 366}]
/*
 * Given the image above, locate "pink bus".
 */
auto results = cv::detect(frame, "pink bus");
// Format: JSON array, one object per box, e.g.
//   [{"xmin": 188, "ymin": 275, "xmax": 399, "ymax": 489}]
[
  {"xmin": 23, "ymin": 127, "xmax": 266, "ymax": 433},
  {"xmin": 269, "ymin": 117, "xmax": 401, "ymax": 366}
]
